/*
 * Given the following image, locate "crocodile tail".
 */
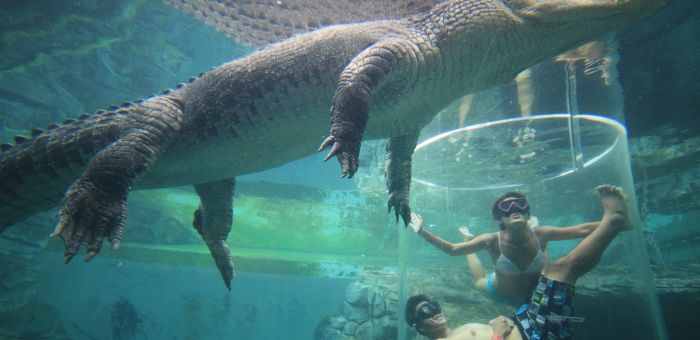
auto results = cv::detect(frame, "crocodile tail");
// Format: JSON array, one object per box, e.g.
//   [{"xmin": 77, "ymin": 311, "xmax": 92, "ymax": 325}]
[{"xmin": 0, "ymin": 104, "xmax": 134, "ymax": 231}]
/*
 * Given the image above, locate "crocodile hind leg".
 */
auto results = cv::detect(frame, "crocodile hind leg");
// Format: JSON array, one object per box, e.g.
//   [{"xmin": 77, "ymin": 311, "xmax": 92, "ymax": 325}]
[
  {"xmin": 385, "ymin": 131, "xmax": 419, "ymax": 226},
  {"xmin": 193, "ymin": 177, "xmax": 235, "ymax": 289},
  {"xmin": 50, "ymin": 95, "xmax": 185, "ymax": 263}
]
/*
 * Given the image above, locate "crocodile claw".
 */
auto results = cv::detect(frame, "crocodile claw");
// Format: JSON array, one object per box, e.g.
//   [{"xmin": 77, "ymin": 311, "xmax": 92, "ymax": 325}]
[
  {"xmin": 319, "ymin": 135, "xmax": 340, "ymax": 161},
  {"xmin": 387, "ymin": 193, "xmax": 411, "ymax": 227},
  {"xmin": 319, "ymin": 135, "xmax": 336, "ymax": 154},
  {"xmin": 319, "ymin": 134, "xmax": 360, "ymax": 178},
  {"xmin": 193, "ymin": 208, "xmax": 235, "ymax": 289},
  {"xmin": 205, "ymin": 240, "xmax": 235, "ymax": 290},
  {"xmin": 50, "ymin": 180, "xmax": 126, "ymax": 263}
]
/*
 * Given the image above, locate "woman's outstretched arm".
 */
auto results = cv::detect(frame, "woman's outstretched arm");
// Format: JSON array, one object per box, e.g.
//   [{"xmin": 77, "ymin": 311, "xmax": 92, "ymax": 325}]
[{"xmin": 410, "ymin": 212, "xmax": 493, "ymax": 256}]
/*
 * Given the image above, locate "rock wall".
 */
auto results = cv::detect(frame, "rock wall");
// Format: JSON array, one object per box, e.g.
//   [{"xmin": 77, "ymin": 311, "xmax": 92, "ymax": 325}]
[
  {"xmin": 618, "ymin": 0, "xmax": 700, "ymax": 218},
  {"xmin": 315, "ymin": 272, "xmax": 400, "ymax": 340}
]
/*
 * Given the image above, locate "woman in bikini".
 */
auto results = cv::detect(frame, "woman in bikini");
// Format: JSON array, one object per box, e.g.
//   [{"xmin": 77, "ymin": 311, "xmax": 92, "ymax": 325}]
[{"xmin": 410, "ymin": 191, "xmax": 602, "ymax": 303}]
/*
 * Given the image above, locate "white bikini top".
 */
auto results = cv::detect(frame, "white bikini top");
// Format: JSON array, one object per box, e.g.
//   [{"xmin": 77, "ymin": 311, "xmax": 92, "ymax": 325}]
[{"xmin": 495, "ymin": 227, "xmax": 548, "ymax": 275}]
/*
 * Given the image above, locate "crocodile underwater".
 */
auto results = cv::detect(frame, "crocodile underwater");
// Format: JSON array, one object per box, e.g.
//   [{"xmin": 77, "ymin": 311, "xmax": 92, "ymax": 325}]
[{"xmin": 0, "ymin": 0, "xmax": 662, "ymax": 289}]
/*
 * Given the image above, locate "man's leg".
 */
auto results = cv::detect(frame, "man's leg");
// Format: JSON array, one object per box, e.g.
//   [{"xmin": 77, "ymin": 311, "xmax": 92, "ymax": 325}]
[{"xmin": 542, "ymin": 185, "xmax": 630, "ymax": 284}]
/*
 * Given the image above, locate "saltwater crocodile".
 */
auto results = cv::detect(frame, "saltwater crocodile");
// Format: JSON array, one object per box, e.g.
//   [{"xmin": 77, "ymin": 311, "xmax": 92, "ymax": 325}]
[{"xmin": 0, "ymin": 0, "xmax": 662, "ymax": 288}]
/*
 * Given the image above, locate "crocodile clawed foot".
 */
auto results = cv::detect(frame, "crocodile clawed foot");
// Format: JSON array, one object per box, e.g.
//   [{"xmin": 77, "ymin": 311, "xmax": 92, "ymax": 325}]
[
  {"xmin": 50, "ymin": 180, "xmax": 126, "ymax": 263},
  {"xmin": 387, "ymin": 193, "xmax": 411, "ymax": 227},
  {"xmin": 319, "ymin": 134, "xmax": 360, "ymax": 178}
]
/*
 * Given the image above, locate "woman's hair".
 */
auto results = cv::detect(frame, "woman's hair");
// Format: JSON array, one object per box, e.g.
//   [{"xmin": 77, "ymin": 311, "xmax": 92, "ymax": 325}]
[
  {"xmin": 405, "ymin": 294, "xmax": 431, "ymax": 327},
  {"xmin": 491, "ymin": 191, "xmax": 529, "ymax": 223}
]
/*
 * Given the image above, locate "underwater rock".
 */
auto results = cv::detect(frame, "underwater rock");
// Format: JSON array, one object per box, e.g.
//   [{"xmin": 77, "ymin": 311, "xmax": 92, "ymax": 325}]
[
  {"xmin": 317, "ymin": 270, "xmax": 404, "ymax": 340},
  {"xmin": 342, "ymin": 301, "xmax": 370, "ymax": 324},
  {"xmin": 343, "ymin": 315, "xmax": 396, "ymax": 340},
  {"xmin": 369, "ymin": 288, "xmax": 386, "ymax": 317},
  {"xmin": 345, "ymin": 282, "xmax": 369, "ymax": 306},
  {"xmin": 328, "ymin": 315, "xmax": 347, "ymax": 330},
  {"xmin": 615, "ymin": 0, "xmax": 700, "ymax": 221},
  {"xmin": 618, "ymin": 0, "xmax": 700, "ymax": 138},
  {"xmin": 314, "ymin": 316, "xmax": 349, "ymax": 340},
  {"xmin": 629, "ymin": 127, "xmax": 700, "ymax": 215},
  {"xmin": 342, "ymin": 321, "xmax": 358, "ymax": 336},
  {"xmin": 110, "ymin": 297, "xmax": 143, "ymax": 339},
  {"xmin": 354, "ymin": 321, "xmax": 374, "ymax": 339},
  {"xmin": 0, "ymin": 302, "xmax": 67, "ymax": 339},
  {"xmin": 0, "ymin": 213, "xmax": 52, "ymax": 312}
]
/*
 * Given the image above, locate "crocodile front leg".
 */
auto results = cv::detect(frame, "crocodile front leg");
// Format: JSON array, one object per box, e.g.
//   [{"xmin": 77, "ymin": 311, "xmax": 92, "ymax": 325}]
[
  {"xmin": 385, "ymin": 131, "xmax": 419, "ymax": 226},
  {"xmin": 50, "ymin": 95, "xmax": 185, "ymax": 263},
  {"xmin": 319, "ymin": 39, "xmax": 408, "ymax": 178},
  {"xmin": 193, "ymin": 177, "xmax": 235, "ymax": 289}
]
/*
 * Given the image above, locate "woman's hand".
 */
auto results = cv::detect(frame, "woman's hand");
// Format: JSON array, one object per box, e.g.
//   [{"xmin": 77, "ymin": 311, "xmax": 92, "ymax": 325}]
[{"xmin": 409, "ymin": 212, "xmax": 423, "ymax": 233}]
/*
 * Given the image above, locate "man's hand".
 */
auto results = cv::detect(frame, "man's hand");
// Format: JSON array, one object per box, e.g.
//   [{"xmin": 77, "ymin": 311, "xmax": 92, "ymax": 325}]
[{"xmin": 488, "ymin": 315, "xmax": 514, "ymax": 339}]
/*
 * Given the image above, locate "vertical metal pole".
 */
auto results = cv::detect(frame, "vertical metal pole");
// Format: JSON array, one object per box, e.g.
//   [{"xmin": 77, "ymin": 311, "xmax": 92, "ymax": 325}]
[
  {"xmin": 398, "ymin": 213, "xmax": 407, "ymax": 340},
  {"xmin": 565, "ymin": 62, "xmax": 584, "ymax": 170}
]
